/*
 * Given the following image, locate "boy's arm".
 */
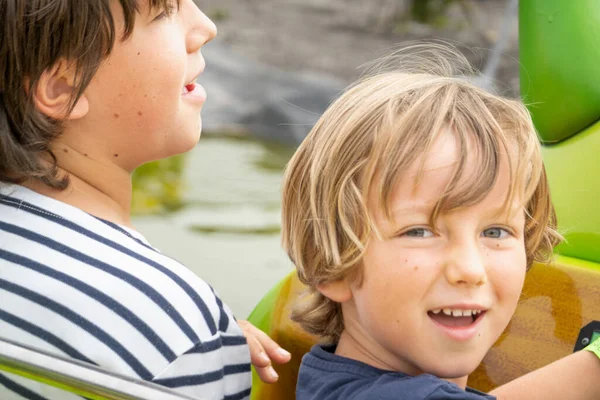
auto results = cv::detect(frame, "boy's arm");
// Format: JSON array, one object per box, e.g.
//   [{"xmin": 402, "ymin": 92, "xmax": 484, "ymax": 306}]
[{"xmin": 489, "ymin": 350, "xmax": 600, "ymax": 400}]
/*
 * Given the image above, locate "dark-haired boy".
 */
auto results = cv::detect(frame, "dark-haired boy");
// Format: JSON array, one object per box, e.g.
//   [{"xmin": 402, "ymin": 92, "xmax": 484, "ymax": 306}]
[{"xmin": 0, "ymin": 1, "xmax": 289, "ymax": 399}]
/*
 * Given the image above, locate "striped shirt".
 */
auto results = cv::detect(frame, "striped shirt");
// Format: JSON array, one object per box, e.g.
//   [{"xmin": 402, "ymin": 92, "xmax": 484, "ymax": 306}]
[{"xmin": 0, "ymin": 184, "xmax": 251, "ymax": 400}]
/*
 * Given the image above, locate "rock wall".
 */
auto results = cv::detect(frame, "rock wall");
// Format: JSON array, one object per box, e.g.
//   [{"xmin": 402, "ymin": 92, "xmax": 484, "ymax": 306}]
[{"xmin": 197, "ymin": 0, "xmax": 520, "ymax": 144}]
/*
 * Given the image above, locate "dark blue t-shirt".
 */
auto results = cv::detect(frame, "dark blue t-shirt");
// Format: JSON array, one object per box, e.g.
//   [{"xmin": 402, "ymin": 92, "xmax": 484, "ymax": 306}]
[{"xmin": 297, "ymin": 345, "xmax": 496, "ymax": 400}]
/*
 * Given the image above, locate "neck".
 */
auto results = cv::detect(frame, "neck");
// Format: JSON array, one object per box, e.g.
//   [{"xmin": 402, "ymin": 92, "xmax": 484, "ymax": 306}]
[
  {"xmin": 25, "ymin": 143, "xmax": 133, "ymax": 227},
  {"xmin": 336, "ymin": 330, "xmax": 469, "ymax": 389},
  {"xmin": 336, "ymin": 328, "xmax": 406, "ymax": 372}
]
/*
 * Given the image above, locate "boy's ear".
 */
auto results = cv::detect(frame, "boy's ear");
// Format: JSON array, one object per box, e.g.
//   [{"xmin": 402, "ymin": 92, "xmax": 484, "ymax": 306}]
[
  {"xmin": 33, "ymin": 61, "xmax": 89, "ymax": 120},
  {"xmin": 317, "ymin": 279, "xmax": 353, "ymax": 303}
]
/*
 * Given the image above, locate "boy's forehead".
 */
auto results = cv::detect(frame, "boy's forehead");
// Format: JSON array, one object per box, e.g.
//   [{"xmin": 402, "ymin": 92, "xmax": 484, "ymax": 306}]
[
  {"xmin": 412, "ymin": 129, "xmax": 460, "ymax": 175},
  {"xmin": 373, "ymin": 129, "xmax": 521, "ymax": 218},
  {"xmin": 396, "ymin": 127, "xmax": 517, "ymax": 187},
  {"xmin": 391, "ymin": 129, "xmax": 463, "ymax": 188}
]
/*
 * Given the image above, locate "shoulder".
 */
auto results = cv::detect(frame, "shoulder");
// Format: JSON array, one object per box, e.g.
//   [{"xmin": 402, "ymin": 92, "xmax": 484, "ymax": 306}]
[
  {"xmin": 0, "ymin": 183, "xmax": 247, "ymax": 357},
  {"xmin": 370, "ymin": 375, "xmax": 495, "ymax": 400},
  {"xmin": 0, "ymin": 183, "xmax": 241, "ymax": 334},
  {"xmin": 297, "ymin": 346, "xmax": 427, "ymax": 400},
  {"xmin": 297, "ymin": 347, "xmax": 493, "ymax": 400},
  {"xmin": 422, "ymin": 379, "xmax": 495, "ymax": 400}
]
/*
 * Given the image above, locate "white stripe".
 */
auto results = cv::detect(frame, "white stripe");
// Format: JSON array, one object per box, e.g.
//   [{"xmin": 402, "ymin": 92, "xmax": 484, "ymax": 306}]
[
  {"xmin": 170, "ymin": 379, "xmax": 224, "ymax": 400},
  {"xmin": 223, "ymin": 372, "xmax": 252, "ymax": 397}
]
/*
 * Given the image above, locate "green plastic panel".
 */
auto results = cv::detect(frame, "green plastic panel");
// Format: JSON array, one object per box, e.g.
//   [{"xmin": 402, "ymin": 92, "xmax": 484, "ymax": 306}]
[
  {"xmin": 543, "ymin": 120, "xmax": 600, "ymax": 263},
  {"xmin": 520, "ymin": 0, "xmax": 600, "ymax": 143},
  {"xmin": 554, "ymin": 254, "xmax": 600, "ymax": 271}
]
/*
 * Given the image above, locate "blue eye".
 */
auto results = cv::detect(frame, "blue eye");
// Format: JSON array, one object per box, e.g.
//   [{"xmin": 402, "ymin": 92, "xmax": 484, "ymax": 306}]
[
  {"xmin": 482, "ymin": 227, "xmax": 509, "ymax": 239},
  {"xmin": 403, "ymin": 228, "xmax": 434, "ymax": 238}
]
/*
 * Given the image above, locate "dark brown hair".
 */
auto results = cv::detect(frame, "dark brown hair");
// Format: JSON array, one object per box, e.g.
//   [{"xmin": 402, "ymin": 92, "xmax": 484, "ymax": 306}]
[{"xmin": 0, "ymin": 0, "xmax": 178, "ymax": 188}]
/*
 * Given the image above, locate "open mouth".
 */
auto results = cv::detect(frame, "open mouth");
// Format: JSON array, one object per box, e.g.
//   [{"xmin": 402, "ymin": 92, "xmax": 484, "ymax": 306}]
[
  {"xmin": 182, "ymin": 82, "xmax": 196, "ymax": 94},
  {"xmin": 427, "ymin": 308, "xmax": 486, "ymax": 327}
]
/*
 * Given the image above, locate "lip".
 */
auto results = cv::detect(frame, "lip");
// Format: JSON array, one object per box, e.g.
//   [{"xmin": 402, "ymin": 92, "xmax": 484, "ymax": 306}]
[
  {"xmin": 427, "ymin": 304, "xmax": 489, "ymax": 342},
  {"xmin": 182, "ymin": 62, "xmax": 207, "ymax": 104},
  {"xmin": 182, "ymin": 82, "xmax": 207, "ymax": 104}
]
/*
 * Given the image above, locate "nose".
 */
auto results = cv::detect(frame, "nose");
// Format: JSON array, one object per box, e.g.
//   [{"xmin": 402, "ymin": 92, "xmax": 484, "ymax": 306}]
[
  {"xmin": 444, "ymin": 239, "xmax": 487, "ymax": 287},
  {"xmin": 184, "ymin": 1, "xmax": 218, "ymax": 54}
]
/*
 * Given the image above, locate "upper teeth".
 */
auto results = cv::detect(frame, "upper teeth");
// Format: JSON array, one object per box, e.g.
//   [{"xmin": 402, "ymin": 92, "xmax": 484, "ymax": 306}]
[{"xmin": 431, "ymin": 309, "xmax": 483, "ymax": 317}]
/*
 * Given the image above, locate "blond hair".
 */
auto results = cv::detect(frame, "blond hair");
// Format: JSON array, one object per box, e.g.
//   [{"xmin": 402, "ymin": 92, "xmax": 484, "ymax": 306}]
[{"xmin": 281, "ymin": 44, "xmax": 561, "ymax": 343}]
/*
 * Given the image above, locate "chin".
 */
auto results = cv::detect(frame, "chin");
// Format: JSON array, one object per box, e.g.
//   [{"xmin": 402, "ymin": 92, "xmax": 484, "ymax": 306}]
[
  {"xmin": 180, "ymin": 132, "xmax": 202, "ymax": 153},
  {"xmin": 168, "ymin": 127, "xmax": 202, "ymax": 156},
  {"xmin": 423, "ymin": 358, "xmax": 481, "ymax": 380},
  {"xmin": 185, "ymin": 122, "xmax": 203, "ymax": 149}
]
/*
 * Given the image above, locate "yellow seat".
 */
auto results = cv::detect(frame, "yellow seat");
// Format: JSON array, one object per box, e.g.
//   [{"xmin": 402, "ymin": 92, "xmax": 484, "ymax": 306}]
[{"xmin": 247, "ymin": 273, "xmax": 316, "ymax": 400}]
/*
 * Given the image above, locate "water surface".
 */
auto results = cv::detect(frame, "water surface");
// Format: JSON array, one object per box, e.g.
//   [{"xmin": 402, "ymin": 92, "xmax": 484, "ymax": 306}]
[{"xmin": 132, "ymin": 136, "xmax": 295, "ymax": 318}]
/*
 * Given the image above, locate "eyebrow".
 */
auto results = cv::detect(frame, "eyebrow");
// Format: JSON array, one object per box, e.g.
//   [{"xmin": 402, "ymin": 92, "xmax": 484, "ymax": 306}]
[
  {"xmin": 388, "ymin": 200, "xmax": 435, "ymax": 219},
  {"xmin": 388, "ymin": 200, "xmax": 523, "ymax": 221}
]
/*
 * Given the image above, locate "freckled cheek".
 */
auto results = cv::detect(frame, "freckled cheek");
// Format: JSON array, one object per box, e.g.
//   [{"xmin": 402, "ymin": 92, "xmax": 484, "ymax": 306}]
[
  {"xmin": 360, "ymin": 246, "xmax": 431, "ymax": 304},
  {"xmin": 488, "ymin": 253, "xmax": 526, "ymax": 304},
  {"xmin": 121, "ymin": 80, "xmax": 181, "ymax": 130},
  {"xmin": 122, "ymin": 51, "xmax": 183, "ymax": 98},
  {"xmin": 361, "ymin": 270, "xmax": 420, "ymax": 313},
  {"xmin": 148, "ymin": 71, "xmax": 182, "ymax": 99}
]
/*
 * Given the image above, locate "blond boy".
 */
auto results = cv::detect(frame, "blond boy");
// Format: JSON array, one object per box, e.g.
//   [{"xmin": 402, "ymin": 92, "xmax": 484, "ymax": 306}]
[{"xmin": 282, "ymin": 45, "xmax": 600, "ymax": 399}]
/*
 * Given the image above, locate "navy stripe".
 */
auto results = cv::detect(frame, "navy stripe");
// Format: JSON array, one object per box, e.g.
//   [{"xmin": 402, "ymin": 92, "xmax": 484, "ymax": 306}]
[
  {"xmin": 0, "ymin": 196, "xmax": 218, "ymax": 335},
  {"xmin": 0, "ymin": 247, "xmax": 177, "ymax": 362},
  {"xmin": 224, "ymin": 364, "xmax": 252, "ymax": 375},
  {"xmin": 222, "ymin": 336, "xmax": 247, "ymax": 346},
  {"xmin": 210, "ymin": 286, "xmax": 230, "ymax": 332},
  {"xmin": 93, "ymin": 217, "xmax": 155, "ymax": 252},
  {"xmin": 184, "ymin": 338, "xmax": 222, "ymax": 354},
  {"xmin": 0, "ymin": 373, "xmax": 50, "ymax": 400},
  {"xmin": 153, "ymin": 363, "xmax": 251, "ymax": 388},
  {"xmin": 0, "ymin": 220, "xmax": 199, "ymax": 343},
  {"xmin": 0, "ymin": 309, "xmax": 96, "ymax": 365},
  {"xmin": 0, "ymin": 279, "xmax": 153, "ymax": 380},
  {"xmin": 153, "ymin": 370, "xmax": 223, "ymax": 388},
  {"xmin": 224, "ymin": 388, "xmax": 252, "ymax": 400},
  {"xmin": 184, "ymin": 336, "xmax": 247, "ymax": 355}
]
